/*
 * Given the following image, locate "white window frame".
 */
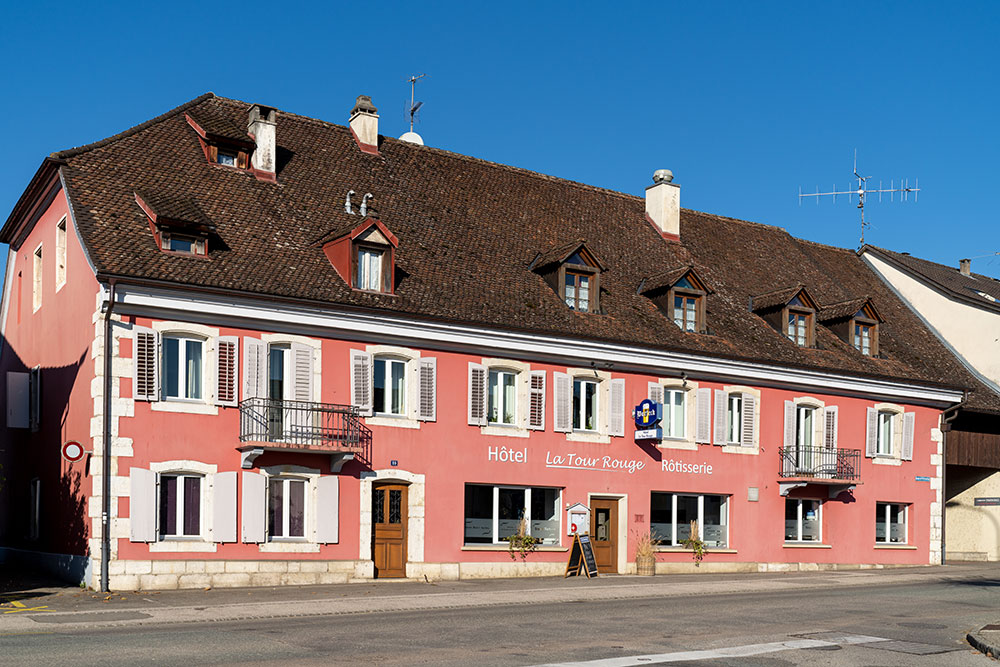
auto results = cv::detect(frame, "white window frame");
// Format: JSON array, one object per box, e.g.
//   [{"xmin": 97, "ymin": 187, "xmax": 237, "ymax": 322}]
[
  {"xmin": 573, "ymin": 377, "xmax": 599, "ymax": 432},
  {"xmin": 373, "ymin": 355, "xmax": 407, "ymax": 416},
  {"xmin": 488, "ymin": 368, "xmax": 518, "ymax": 426},
  {"xmin": 267, "ymin": 476, "xmax": 309, "ymax": 541},
  {"xmin": 727, "ymin": 393, "xmax": 742, "ymax": 444},
  {"xmin": 463, "ymin": 483, "xmax": 561, "ymax": 546},
  {"xmin": 785, "ymin": 498, "xmax": 822, "ymax": 543},
  {"xmin": 161, "ymin": 334, "xmax": 206, "ymax": 402},
  {"xmin": 55, "ymin": 217, "xmax": 67, "ymax": 291},
  {"xmin": 649, "ymin": 492, "xmax": 729, "ymax": 548},
  {"xmin": 32, "ymin": 244, "xmax": 42, "ymax": 312},
  {"xmin": 875, "ymin": 502, "xmax": 908, "ymax": 544},
  {"xmin": 158, "ymin": 472, "xmax": 204, "ymax": 540},
  {"xmin": 876, "ymin": 410, "xmax": 894, "ymax": 456},
  {"xmin": 721, "ymin": 385, "xmax": 760, "ymax": 454},
  {"xmin": 662, "ymin": 388, "xmax": 687, "ymax": 439},
  {"xmin": 356, "ymin": 247, "xmax": 384, "ymax": 292},
  {"xmin": 796, "ymin": 404, "xmax": 815, "ymax": 449},
  {"xmin": 653, "ymin": 378, "xmax": 699, "ymax": 451}
]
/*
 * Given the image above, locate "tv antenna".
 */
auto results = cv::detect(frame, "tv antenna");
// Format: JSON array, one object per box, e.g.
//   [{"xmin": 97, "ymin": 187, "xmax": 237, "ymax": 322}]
[
  {"xmin": 798, "ymin": 150, "xmax": 920, "ymax": 246},
  {"xmin": 405, "ymin": 73, "xmax": 426, "ymax": 132}
]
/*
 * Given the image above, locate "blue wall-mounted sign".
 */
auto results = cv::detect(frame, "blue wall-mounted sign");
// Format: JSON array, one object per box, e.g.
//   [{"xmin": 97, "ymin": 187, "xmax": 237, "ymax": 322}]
[
  {"xmin": 391, "ymin": 460, "xmax": 398, "ymax": 467},
  {"xmin": 633, "ymin": 399, "xmax": 662, "ymax": 429}
]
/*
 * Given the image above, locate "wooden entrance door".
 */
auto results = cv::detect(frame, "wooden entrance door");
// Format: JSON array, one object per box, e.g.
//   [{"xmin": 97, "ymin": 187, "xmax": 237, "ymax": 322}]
[
  {"xmin": 372, "ymin": 484, "xmax": 407, "ymax": 578},
  {"xmin": 590, "ymin": 498, "xmax": 618, "ymax": 573}
]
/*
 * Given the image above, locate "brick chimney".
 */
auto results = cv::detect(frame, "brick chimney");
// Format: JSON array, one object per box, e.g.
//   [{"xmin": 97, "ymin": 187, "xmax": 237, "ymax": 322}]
[
  {"xmin": 247, "ymin": 104, "xmax": 277, "ymax": 181},
  {"xmin": 350, "ymin": 95, "xmax": 379, "ymax": 155},
  {"xmin": 960, "ymin": 258, "xmax": 971, "ymax": 276},
  {"xmin": 645, "ymin": 169, "xmax": 680, "ymax": 240}
]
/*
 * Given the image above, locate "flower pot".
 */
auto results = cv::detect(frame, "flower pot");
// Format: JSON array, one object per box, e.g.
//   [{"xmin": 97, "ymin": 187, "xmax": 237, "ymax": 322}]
[{"xmin": 636, "ymin": 554, "xmax": 655, "ymax": 576}]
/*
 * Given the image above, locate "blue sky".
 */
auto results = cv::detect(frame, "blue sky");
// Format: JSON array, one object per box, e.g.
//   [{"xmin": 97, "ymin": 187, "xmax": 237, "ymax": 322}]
[{"xmin": 2, "ymin": 1, "xmax": 998, "ymax": 278}]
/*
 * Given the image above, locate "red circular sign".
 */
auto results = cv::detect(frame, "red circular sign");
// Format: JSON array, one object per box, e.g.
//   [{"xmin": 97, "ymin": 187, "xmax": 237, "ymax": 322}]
[
  {"xmin": 62, "ymin": 441, "xmax": 85, "ymax": 463},
  {"xmin": 571, "ymin": 522, "xmax": 578, "ymax": 533}
]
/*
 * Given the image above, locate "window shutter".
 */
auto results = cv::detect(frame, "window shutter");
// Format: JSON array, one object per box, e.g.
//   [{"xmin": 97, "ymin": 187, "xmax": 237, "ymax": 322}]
[
  {"xmin": 315, "ymin": 476, "xmax": 340, "ymax": 543},
  {"xmin": 212, "ymin": 471, "xmax": 237, "ymax": 543},
  {"xmin": 241, "ymin": 471, "xmax": 266, "ymax": 543},
  {"xmin": 713, "ymin": 389, "xmax": 727, "ymax": 445},
  {"xmin": 6, "ymin": 371, "xmax": 28, "ymax": 428},
  {"xmin": 608, "ymin": 378, "xmax": 626, "ymax": 437},
  {"xmin": 215, "ymin": 337, "xmax": 239, "ymax": 407},
  {"xmin": 528, "ymin": 371, "xmax": 546, "ymax": 430},
  {"xmin": 129, "ymin": 467, "xmax": 157, "ymax": 542},
  {"xmin": 417, "ymin": 358, "xmax": 437, "ymax": 422},
  {"xmin": 134, "ymin": 327, "xmax": 159, "ymax": 401},
  {"xmin": 741, "ymin": 393, "xmax": 756, "ymax": 447},
  {"xmin": 291, "ymin": 343, "xmax": 314, "ymax": 402},
  {"xmin": 783, "ymin": 400, "xmax": 797, "ymax": 449},
  {"xmin": 694, "ymin": 388, "xmax": 711, "ymax": 443},
  {"xmin": 647, "ymin": 381, "xmax": 663, "ymax": 405},
  {"xmin": 208, "ymin": 145, "xmax": 218, "ymax": 162},
  {"xmin": 236, "ymin": 151, "xmax": 248, "ymax": 169},
  {"xmin": 823, "ymin": 406, "xmax": 838, "ymax": 450},
  {"xmin": 553, "ymin": 372, "xmax": 572, "ymax": 433},
  {"xmin": 28, "ymin": 366, "xmax": 40, "ymax": 432},
  {"xmin": 901, "ymin": 412, "xmax": 915, "ymax": 461},
  {"xmin": 350, "ymin": 350, "xmax": 373, "ymax": 416},
  {"xmin": 468, "ymin": 362, "xmax": 486, "ymax": 426},
  {"xmin": 865, "ymin": 407, "xmax": 878, "ymax": 458},
  {"xmin": 242, "ymin": 337, "xmax": 266, "ymax": 401}
]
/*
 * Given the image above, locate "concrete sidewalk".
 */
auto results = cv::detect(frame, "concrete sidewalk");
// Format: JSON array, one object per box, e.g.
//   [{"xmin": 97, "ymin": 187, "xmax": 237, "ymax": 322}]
[{"xmin": 2, "ymin": 563, "xmax": 997, "ymax": 635}]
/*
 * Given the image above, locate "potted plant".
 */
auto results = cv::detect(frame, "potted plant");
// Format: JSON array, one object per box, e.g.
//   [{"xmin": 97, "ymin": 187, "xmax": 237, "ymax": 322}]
[
  {"xmin": 506, "ymin": 516, "xmax": 541, "ymax": 561},
  {"xmin": 680, "ymin": 520, "xmax": 706, "ymax": 566},
  {"xmin": 634, "ymin": 531, "xmax": 658, "ymax": 576}
]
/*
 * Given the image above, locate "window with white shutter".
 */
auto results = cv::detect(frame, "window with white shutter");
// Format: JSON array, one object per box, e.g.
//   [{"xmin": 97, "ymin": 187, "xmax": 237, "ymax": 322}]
[
  {"xmin": 528, "ymin": 371, "xmax": 546, "ymax": 430},
  {"xmin": 865, "ymin": 407, "xmax": 878, "ymax": 458},
  {"xmin": 823, "ymin": 406, "xmax": 838, "ymax": 450},
  {"xmin": 553, "ymin": 372, "xmax": 572, "ymax": 433},
  {"xmin": 242, "ymin": 338, "xmax": 266, "ymax": 401},
  {"xmin": 901, "ymin": 412, "xmax": 915, "ymax": 461},
  {"xmin": 213, "ymin": 471, "xmax": 238, "ymax": 543},
  {"xmin": 315, "ymin": 476, "xmax": 340, "ymax": 543},
  {"xmin": 740, "ymin": 393, "xmax": 756, "ymax": 448},
  {"xmin": 713, "ymin": 389, "xmax": 727, "ymax": 445},
  {"xmin": 418, "ymin": 358, "xmax": 436, "ymax": 422},
  {"xmin": 350, "ymin": 350, "xmax": 373, "ymax": 416},
  {"xmin": 608, "ymin": 378, "xmax": 625, "ymax": 437},
  {"xmin": 695, "ymin": 388, "xmax": 712, "ymax": 443},
  {"xmin": 129, "ymin": 467, "xmax": 157, "ymax": 542},
  {"xmin": 241, "ymin": 471, "xmax": 266, "ymax": 543},
  {"xmin": 215, "ymin": 337, "xmax": 238, "ymax": 407},
  {"xmin": 291, "ymin": 343, "xmax": 314, "ymax": 402},
  {"xmin": 647, "ymin": 381, "xmax": 663, "ymax": 405},
  {"xmin": 783, "ymin": 400, "xmax": 797, "ymax": 450},
  {"xmin": 468, "ymin": 362, "xmax": 486, "ymax": 426},
  {"xmin": 134, "ymin": 327, "xmax": 159, "ymax": 401}
]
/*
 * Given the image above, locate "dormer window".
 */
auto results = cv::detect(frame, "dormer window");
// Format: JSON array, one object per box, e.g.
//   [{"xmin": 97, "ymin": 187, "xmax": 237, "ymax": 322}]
[
  {"xmin": 185, "ymin": 113, "xmax": 253, "ymax": 170},
  {"xmin": 163, "ymin": 233, "xmax": 206, "ymax": 256},
  {"xmin": 356, "ymin": 246, "xmax": 384, "ymax": 291},
  {"xmin": 641, "ymin": 266, "xmax": 711, "ymax": 333},
  {"xmin": 819, "ymin": 298, "xmax": 882, "ymax": 357},
  {"xmin": 752, "ymin": 286, "xmax": 818, "ymax": 348},
  {"xmin": 135, "ymin": 192, "xmax": 214, "ymax": 259},
  {"xmin": 322, "ymin": 217, "xmax": 399, "ymax": 295},
  {"xmin": 785, "ymin": 296, "xmax": 813, "ymax": 346},
  {"xmin": 565, "ymin": 270, "xmax": 591, "ymax": 311},
  {"xmin": 216, "ymin": 150, "xmax": 238, "ymax": 167},
  {"xmin": 532, "ymin": 241, "xmax": 605, "ymax": 314}
]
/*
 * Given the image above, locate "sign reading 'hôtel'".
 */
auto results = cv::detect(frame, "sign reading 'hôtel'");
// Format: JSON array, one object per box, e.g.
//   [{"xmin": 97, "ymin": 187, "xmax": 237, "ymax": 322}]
[{"xmin": 487, "ymin": 445, "xmax": 713, "ymax": 475}]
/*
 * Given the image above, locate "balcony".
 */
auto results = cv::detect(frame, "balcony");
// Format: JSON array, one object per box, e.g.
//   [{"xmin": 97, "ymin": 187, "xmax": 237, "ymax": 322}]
[
  {"xmin": 778, "ymin": 446, "xmax": 861, "ymax": 497},
  {"xmin": 238, "ymin": 398, "xmax": 371, "ymax": 470}
]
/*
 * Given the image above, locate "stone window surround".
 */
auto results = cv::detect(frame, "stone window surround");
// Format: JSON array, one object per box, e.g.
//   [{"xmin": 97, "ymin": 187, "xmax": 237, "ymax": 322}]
[
  {"xmin": 792, "ymin": 395, "xmax": 826, "ymax": 450},
  {"xmin": 722, "ymin": 384, "xmax": 761, "ymax": 455},
  {"xmin": 872, "ymin": 402, "xmax": 904, "ymax": 466},
  {"xmin": 148, "ymin": 459, "xmax": 219, "ymax": 553},
  {"xmin": 655, "ymin": 378, "xmax": 699, "ymax": 451},
  {"xmin": 586, "ymin": 492, "xmax": 627, "ymax": 574},
  {"xmin": 260, "ymin": 332, "xmax": 323, "ymax": 403},
  {"xmin": 480, "ymin": 357, "xmax": 532, "ymax": 438},
  {"xmin": 566, "ymin": 367, "xmax": 612, "ymax": 444},
  {"xmin": 258, "ymin": 464, "xmax": 321, "ymax": 553},
  {"xmin": 149, "ymin": 321, "xmax": 220, "ymax": 415},
  {"xmin": 365, "ymin": 344, "xmax": 421, "ymax": 429}
]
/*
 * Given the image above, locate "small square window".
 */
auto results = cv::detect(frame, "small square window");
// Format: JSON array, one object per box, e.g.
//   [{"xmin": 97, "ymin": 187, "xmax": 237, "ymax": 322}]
[{"xmin": 216, "ymin": 151, "xmax": 237, "ymax": 167}]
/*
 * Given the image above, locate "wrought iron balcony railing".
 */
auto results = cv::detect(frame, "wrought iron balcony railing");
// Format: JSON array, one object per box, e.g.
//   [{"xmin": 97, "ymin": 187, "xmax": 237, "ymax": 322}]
[
  {"xmin": 778, "ymin": 446, "xmax": 861, "ymax": 482},
  {"xmin": 239, "ymin": 398, "xmax": 371, "ymax": 453}
]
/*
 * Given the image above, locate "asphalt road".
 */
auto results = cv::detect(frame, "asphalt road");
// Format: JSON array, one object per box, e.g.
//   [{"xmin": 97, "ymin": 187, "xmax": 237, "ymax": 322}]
[{"xmin": 2, "ymin": 574, "xmax": 997, "ymax": 665}]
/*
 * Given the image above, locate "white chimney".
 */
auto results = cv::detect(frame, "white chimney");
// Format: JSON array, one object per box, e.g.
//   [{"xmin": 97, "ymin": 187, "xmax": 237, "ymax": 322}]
[
  {"xmin": 645, "ymin": 169, "xmax": 680, "ymax": 239},
  {"xmin": 350, "ymin": 95, "xmax": 379, "ymax": 154},
  {"xmin": 247, "ymin": 104, "xmax": 276, "ymax": 180},
  {"xmin": 960, "ymin": 258, "xmax": 971, "ymax": 276}
]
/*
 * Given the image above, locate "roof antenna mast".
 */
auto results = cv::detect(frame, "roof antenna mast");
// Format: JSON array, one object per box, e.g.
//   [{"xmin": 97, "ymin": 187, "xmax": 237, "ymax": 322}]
[
  {"xmin": 407, "ymin": 73, "xmax": 426, "ymax": 133},
  {"xmin": 798, "ymin": 150, "xmax": 921, "ymax": 247}
]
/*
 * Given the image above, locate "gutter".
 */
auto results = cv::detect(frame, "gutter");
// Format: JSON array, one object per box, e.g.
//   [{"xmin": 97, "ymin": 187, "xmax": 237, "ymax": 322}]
[
  {"xmin": 940, "ymin": 393, "xmax": 969, "ymax": 566},
  {"xmin": 100, "ymin": 280, "xmax": 116, "ymax": 592}
]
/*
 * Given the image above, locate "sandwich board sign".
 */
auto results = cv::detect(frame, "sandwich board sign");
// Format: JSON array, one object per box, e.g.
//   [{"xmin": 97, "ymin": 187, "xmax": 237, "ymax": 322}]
[{"xmin": 565, "ymin": 533, "xmax": 599, "ymax": 578}]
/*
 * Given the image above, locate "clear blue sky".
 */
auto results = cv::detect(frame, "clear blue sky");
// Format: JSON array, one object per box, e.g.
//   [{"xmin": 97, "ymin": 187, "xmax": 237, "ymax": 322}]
[{"xmin": 2, "ymin": 1, "xmax": 998, "ymax": 278}]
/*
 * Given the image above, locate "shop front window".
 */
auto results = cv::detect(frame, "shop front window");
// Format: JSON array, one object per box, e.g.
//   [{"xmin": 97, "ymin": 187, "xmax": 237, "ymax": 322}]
[
  {"xmin": 650, "ymin": 492, "xmax": 728, "ymax": 548},
  {"xmin": 463, "ymin": 484, "xmax": 560, "ymax": 545},
  {"xmin": 785, "ymin": 498, "xmax": 821, "ymax": 542},
  {"xmin": 875, "ymin": 502, "xmax": 907, "ymax": 544}
]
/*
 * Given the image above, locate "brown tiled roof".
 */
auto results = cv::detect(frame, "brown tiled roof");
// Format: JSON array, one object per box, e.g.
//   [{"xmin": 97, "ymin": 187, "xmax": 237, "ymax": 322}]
[
  {"xmin": 10, "ymin": 93, "xmax": 999, "ymax": 412},
  {"xmin": 819, "ymin": 298, "xmax": 878, "ymax": 323},
  {"xmin": 864, "ymin": 246, "xmax": 1000, "ymax": 312},
  {"xmin": 135, "ymin": 189, "xmax": 216, "ymax": 232},
  {"xmin": 751, "ymin": 285, "xmax": 807, "ymax": 311},
  {"xmin": 533, "ymin": 239, "xmax": 606, "ymax": 271},
  {"xmin": 642, "ymin": 266, "xmax": 695, "ymax": 294},
  {"xmin": 186, "ymin": 108, "xmax": 251, "ymax": 144}
]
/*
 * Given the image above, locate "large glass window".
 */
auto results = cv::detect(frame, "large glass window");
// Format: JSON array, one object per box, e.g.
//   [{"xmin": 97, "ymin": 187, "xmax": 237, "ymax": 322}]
[
  {"xmin": 663, "ymin": 389, "xmax": 686, "ymax": 439},
  {"xmin": 356, "ymin": 247, "xmax": 383, "ymax": 291},
  {"xmin": 876, "ymin": 502, "xmax": 907, "ymax": 544},
  {"xmin": 269, "ymin": 477, "xmax": 306, "ymax": 539},
  {"xmin": 649, "ymin": 492, "xmax": 728, "ymax": 548},
  {"xmin": 162, "ymin": 335, "xmax": 203, "ymax": 400},
  {"xmin": 374, "ymin": 357, "xmax": 406, "ymax": 415},
  {"xmin": 876, "ymin": 411, "xmax": 894, "ymax": 456},
  {"xmin": 785, "ymin": 498, "xmax": 821, "ymax": 542},
  {"xmin": 727, "ymin": 393, "xmax": 743, "ymax": 444},
  {"xmin": 565, "ymin": 271, "xmax": 590, "ymax": 311},
  {"xmin": 463, "ymin": 484, "xmax": 560, "ymax": 545},
  {"xmin": 488, "ymin": 370, "xmax": 517, "ymax": 425},
  {"xmin": 573, "ymin": 378, "xmax": 598, "ymax": 431},
  {"xmin": 159, "ymin": 474, "xmax": 202, "ymax": 538}
]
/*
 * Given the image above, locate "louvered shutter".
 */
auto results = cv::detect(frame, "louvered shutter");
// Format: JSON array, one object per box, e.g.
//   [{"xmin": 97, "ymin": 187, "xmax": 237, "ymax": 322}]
[
  {"xmin": 468, "ymin": 363, "xmax": 486, "ymax": 426},
  {"xmin": 208, "ymin": 145, "xmax": 218, "ymax": 162},
  {"xmin": 695, "ymin": 388, "xmax": 712, "ymax": 443},
  {"xmin": 737, "ymin": 392, "xmax": 754, "ymax": 447},
  {"xmin": 215, "ymin": 337, "xmax": 239, "ymax": 407},
  {"xmin": 713, "ymin": 389, "xmax": 727, "ymax": 445},
  {"xmin": 241, "ymin": 471, "xmax": 266, "ymax": 543},
  {"xmin": 316, "ymin": 476, "xmax": 340, "ymax": 543},
  {"xmin": 212, "ymin": 471, "xmax": 237, "ymax": 543},
  {"xmin": 288, "ymin": 344, "xmax": 315, "ymax": 441},
  {"xmin": 783, "ymin": 400, "xmax": 797, "ymax": 449},
  {"xmin": 134, "ymin": 328, "xmax": 159, "ymax": 401},
  {"xmin": 129, "ymin": 467, "xmax": 157, "ymax": 542},
  {"xmin": 350, "ymin": 350, "xmax": 373, "ymax": 416},
  {"xmin": 242, "ymin": 338, "xmax": 267, "ymax": 401},
  {"xmin": 647, "ymin": 381, "xmax": 663, "ymax": 405},
  {"xmin": 528, "ymin": 371, "xmax": 546, "ymax": 430},
  {"xmin": 28, "ymin": 366, "xmax": 40, "ymax": 432},
  {"xmin": 865, "ymin": 407, "xmax": 878, "ymax": 458},
  {"xmin": 823, "ymin": 406, "xmax": 838, "ymax": 450},
  {"xmin": 901, "ymin": 412, "xmax": 915, "ymax": 461},
  {"xmin": 236, "ymin": 151, "xmax": 248, "ymax": 169},
  {"xmin": 418, "ymin": 358, "xmax": 436, "ymax": 422},
  {"xmin": 609, "ymin": 378, "xmax": 626, "ymax": 437},
  {"xmin": 553, "ymin": 372, "xmax": 572, "ymax": 433}
]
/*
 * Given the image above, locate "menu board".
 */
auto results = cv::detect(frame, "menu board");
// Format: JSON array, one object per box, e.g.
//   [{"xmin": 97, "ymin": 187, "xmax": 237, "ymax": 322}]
[{"xmin": 565, "ymin": 533, "xmax": 599, "ymax": 578}]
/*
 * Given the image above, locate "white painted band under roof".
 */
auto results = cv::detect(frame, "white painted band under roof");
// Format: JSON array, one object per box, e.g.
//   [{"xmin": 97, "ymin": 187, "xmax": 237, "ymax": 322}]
[{"xmin": 104, "ymin": 282, "xmax": 965, "ymax": 407}]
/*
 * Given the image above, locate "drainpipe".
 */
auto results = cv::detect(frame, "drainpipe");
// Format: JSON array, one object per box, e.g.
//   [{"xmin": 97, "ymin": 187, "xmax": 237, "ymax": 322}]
[
  {"xmin": 100, "ymin": 280, "xmax": 116, "ymax": 592},
  {"xmin": 940, "ymin": 393, "xmax": 968, "ymax": 567}
]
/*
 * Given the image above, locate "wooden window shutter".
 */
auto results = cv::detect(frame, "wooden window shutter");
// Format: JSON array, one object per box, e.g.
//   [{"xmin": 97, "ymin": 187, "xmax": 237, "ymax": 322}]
[
  {"xmin": 608, "ymin": 378, "xmax": 626, "ymax": 437},
  {"xmin": 129, "ymin": 467, "xmax": 157, "ymax": 542},
  {"xmin": 350, "ymin": 350, "xmax": 373, "ymax": 416},
  {"xmin": 647, "ymin": 381, "xmax": 663, "ymax": 405},
  {"xmin": 713, "ymin": 389, "xmax": 727, "ymax": 445},
  {"xmin": 695, "ymin": 387, "xmax": 711, "ymax": 443},
  {"xmin": 528, "ymin": 371, "xmax": 546, "ymax": 430},
  {"xmin": 242, "ymin": 338, "xmax": 267, "ymax": 401},
  {"xmin": 823, "ymin": 406, "xmax": 839, "ymax": 450},
  {"xmin": 236, "ymin": 151, "xmax": 248, "ymax": 169},
  {"xmin": 240, "ymin": 471, "xmax": 266, "ymax": 543},
  {"xmin": 468, "ymin": 362, "xmax": 486, "ymax": 426},
  {"xmin": 553, "ymin": 372, "xmax": 572, "ymax": 433},
  {"xmin": 6, "ymin": 371, "xmax": 29, "ymax": 428},
  {"xmin": 208, "ymin": 145, "xmax": 218, "ymax": 163},
  {"xmin": 215, "ymin": 337, "xmax": 239, "ymax": 407},
  {"xmin": 418, "ymin": 358, "xmax": 437, "ymax": 422},
  {"xmin": 315, "ymin": 476, "xmax": 340, "ymax": 543},
  {"xmin": 740, "ymin": 393, "xmax": 756, "ymax": 447},
  {"xmin": 783, "ymin": 400, "xmax": 797, "ymax": 449},
  {"xmin": 865, "ymin": 407, "xmax": 878, "ymax": 458},
  {"xmin": 901, "ymin": 412, "xmax": 915, "ymax": 461},
  {"xmin": 134, "ymin": 327, "xmax": 159, "ymax": 402},
  {"xmin": 212, "ymin": 471, "xmax": 238, "ymax": 543}
]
